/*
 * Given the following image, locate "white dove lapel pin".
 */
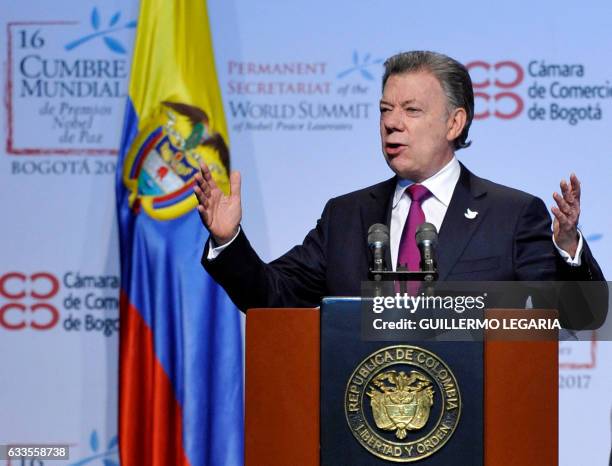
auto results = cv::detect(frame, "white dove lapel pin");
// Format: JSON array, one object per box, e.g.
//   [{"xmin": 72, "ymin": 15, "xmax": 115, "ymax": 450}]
[{"xmin": 464, "ymin": 208, "xmax": 478, "ymax": 220}]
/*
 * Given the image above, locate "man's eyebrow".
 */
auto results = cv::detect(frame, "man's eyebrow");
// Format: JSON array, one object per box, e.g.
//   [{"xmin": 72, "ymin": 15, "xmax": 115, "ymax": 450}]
[{"xmin": 379, "ymin": 99, "xmax": 417, "ymax": 105}]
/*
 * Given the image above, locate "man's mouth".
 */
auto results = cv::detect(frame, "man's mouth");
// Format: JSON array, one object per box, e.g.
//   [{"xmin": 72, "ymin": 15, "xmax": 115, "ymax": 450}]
[{"xmin": 385, "ymin": 142, "xmax": 405, "ymax": 156}]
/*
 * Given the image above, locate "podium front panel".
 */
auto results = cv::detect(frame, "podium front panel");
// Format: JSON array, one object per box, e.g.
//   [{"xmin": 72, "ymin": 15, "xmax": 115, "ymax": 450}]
[
  {"xmin": 244, "ymin": 304, "xmax": 558, "ymax": 466},
  {"xmin": 320, "ymin": 298, "xmax": 484, "ymax": 465}
]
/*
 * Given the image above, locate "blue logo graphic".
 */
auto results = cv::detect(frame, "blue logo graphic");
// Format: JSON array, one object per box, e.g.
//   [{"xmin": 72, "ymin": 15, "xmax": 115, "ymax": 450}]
[
  {"xmin": 586, "ymin": 233, "xmax": 603, "ymax": 242},
  {"xmin": 68, "ymin": 430, "xmax": 118, "ymax": 466},
  {"xmin": 337, "ymin": 51, "xmax": 383, "ymax": 81},
  {"xmin": 65, "ymin": 7, "xmax": 136, "ymax": 54}
]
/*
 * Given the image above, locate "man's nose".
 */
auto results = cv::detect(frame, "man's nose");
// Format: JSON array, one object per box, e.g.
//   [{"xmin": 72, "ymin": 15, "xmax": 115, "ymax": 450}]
[{"xmin": 383, "ymin": 110, "xmax": 405, "ymax": 132}]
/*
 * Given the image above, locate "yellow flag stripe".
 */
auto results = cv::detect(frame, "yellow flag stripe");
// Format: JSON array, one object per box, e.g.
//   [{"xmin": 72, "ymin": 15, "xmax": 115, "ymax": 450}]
[{"xmin": 128, "ymin": 0, "xmax": 228, "ymax": 145}]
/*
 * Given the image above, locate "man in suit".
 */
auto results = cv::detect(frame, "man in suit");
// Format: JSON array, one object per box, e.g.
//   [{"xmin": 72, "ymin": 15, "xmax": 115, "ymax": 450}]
[{"xmin": 194, "ymin": 51, "xmax": 604, "ymax": 315}]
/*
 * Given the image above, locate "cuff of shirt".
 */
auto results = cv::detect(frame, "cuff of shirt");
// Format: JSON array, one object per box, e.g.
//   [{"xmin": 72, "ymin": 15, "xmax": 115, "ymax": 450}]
[
  {"xmin": 552, "ymin": 230, "xmax": 583, "ymax": 266},
  {"xmin": 206, "ymin": 227, "xmax": 242, "ymax": 260}
]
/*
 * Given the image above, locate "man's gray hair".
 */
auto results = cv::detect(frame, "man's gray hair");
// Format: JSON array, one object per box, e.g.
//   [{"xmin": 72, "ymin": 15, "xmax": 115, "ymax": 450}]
[{"xmin": 382, "ymin": 51, "xmax": 474, "ymax": 150}]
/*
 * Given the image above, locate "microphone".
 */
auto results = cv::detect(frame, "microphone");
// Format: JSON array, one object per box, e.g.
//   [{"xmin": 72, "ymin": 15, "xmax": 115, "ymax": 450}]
[
  {"xmin": 368, "ymin": 223, "xmax": 389, "ymax": 273},
  {"xmin": 416, "ymin": 222, "xmax": 438, "ymax": 273}
]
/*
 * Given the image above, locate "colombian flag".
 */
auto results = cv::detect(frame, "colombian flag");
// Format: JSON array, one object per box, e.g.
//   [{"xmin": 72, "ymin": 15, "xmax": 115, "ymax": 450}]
[{"xmin": 116, "ymin": 1, "xmax": 243, "ymax": 465}]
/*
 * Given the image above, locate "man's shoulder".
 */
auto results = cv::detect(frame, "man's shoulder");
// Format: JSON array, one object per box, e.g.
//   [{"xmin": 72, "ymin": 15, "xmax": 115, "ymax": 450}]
[
  {"xmin": 327, "ymin": 177, "xmax": 396, "ymax": 206},
  {"xmin": 463, "ymin": 165, "xmax": 545, "ymax": 209}
]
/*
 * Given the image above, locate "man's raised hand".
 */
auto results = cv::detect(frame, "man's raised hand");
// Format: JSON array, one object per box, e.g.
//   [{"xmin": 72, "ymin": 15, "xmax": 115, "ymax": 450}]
[
  {"xmin": 194, "ymin": 163, "xmax": 242, "ymax": 245},
  {"xmin": 552, "ymin": 173, "xmax": 581, "ymax": 258}
]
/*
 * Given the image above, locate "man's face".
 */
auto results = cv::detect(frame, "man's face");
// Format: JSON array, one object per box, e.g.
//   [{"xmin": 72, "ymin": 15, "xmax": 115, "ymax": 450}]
[{"xmin": 379, "ymin": 70, "xmax": 456, "ymax": 182}]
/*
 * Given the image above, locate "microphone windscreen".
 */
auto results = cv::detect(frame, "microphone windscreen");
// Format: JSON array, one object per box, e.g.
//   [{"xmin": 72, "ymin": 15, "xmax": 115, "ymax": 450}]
[
  {"xmin": 368, "ymin": 223, "xmax": 389, "ymax": 246},
  {"xmin": 416, "ymin": 222, "xmax": 438, "ymax": 245}
]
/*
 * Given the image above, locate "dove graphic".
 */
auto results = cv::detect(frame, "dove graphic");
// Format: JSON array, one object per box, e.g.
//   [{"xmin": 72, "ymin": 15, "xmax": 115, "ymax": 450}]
[{"xmin": 464, "ymin": 208, "xmax": 478, "ymax": 219}]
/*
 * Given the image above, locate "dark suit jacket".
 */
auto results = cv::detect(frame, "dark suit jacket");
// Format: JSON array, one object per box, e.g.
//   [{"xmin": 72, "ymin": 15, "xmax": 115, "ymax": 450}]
[{"xmin": 203, "ymin": 164, "xmax": 605, "ymax": 319}]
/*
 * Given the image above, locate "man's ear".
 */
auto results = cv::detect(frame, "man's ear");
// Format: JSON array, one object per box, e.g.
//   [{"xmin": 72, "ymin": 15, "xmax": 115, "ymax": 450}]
[{"xmin": 446, "ymin": 107, "xmax": 467, "ymax": 142}]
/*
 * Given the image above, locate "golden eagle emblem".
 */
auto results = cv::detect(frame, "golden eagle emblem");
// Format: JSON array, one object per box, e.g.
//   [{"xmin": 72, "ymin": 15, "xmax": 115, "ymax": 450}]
[{"xmin": 367, "ymin": 370, "xmax": 434, "ymax": 439}]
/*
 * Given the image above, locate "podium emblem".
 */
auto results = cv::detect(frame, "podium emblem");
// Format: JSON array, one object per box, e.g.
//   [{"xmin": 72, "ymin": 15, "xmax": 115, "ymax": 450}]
[
  {"xmin": 345, "ymin": 345, "xmax": 461, "ymax": 462},
  {"xmin": 369, "ymin": 370, "xmax": 434, "ymax": 439}
]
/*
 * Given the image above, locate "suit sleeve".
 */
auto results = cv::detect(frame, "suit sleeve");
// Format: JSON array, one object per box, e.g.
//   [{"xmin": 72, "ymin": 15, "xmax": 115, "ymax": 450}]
[
  {"xmin": 201, "ymin": 201, "xmax": 332, "ymax": 312},
  {"xmin": 513, "ymin": 196, "xmax": 559, "ymax": 281},
  {"xmin": 514, "ymin": 196, "xmax": 608, "ymax": 329},
  {"xmin": 513, "ymin": 196, "xmax": 605, "ymax": 281}
]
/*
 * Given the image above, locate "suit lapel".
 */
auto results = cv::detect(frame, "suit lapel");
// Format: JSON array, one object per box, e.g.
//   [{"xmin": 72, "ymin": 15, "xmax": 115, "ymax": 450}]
[
  {"xmin": 437, "ymin": 164, "xmax": 488, "ymax": 280},
  {"xmin": 360, "ymin": 177, "xmax": 396, "ymax": 272}
]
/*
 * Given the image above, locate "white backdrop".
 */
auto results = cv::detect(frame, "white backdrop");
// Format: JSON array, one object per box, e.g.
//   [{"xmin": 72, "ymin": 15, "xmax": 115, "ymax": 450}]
[{"xmin": 1, "ymin": 0, "xmax": 610, "ymax": 464}]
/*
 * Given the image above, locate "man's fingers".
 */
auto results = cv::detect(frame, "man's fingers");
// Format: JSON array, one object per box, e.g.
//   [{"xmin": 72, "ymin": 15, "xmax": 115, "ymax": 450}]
[
  {"xmin": 195, "ymin": 172, "xmax": 215, "ymax": 200},
  {"xmin": 560, "ymin": 178, "xmax": 577, "ymax": 204},
  {"xmin": 570, "ymin": 173, "xmax": 581, "ymax": 200},
  {"xmin": 560, "ymin": 174, "xmax": 582, "ymax": 204},
  {"xmin": 199, "ymin": 161, "xmax": 211, "ymax": 178},
  {"xmin": 200, "ymin": 162, "xmax": 220, "ymax": 191},
  {"xmin": 551, "ymin": 206, "xmax": 569, "ymax": 226},
  {"xmin": 230, "ymin": 170, "xmax": 241, "ymax": 198},
  {"xmin": 553, "ymin": 192, "xmax": 572, "ymax": 215},
  {"xmin": 194, "ymin": 181, "xmax": 212, "ymax": 201},
  {"xmin": 193, "ymin": 183, "xmax": 206, "ymax": 204},
  {"xmin": 195, "ymin": 181, "xmax": 217, "ymax": 219},
  {"xmin": 198, "ymin": 163, "xmax": 211, "ymax": 186},
  {"xmin": 194, "ymin": 172, "xmax": 206, "ymax": 191}
]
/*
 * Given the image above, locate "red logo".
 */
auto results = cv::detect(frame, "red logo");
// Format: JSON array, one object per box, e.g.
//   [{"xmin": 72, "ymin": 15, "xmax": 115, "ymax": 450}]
[
  {"xmin": 466, "ymin": 61, "xmax": 524, "ymax": 119},
  {"xmin": 0, "ymin": 272, "xmax": 60, "ymax": 330}
]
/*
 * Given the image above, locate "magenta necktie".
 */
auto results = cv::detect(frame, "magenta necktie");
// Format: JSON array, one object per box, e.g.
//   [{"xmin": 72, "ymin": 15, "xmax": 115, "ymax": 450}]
[{"xmin": 397, "ymin": 184, "xmax": 431, "ymax": 271}]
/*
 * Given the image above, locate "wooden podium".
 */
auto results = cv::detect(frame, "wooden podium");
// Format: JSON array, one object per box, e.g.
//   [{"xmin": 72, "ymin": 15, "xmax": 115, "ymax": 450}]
[{"xmin": 245, "ymin": 308, "xmax": 558, "ymax": 466}]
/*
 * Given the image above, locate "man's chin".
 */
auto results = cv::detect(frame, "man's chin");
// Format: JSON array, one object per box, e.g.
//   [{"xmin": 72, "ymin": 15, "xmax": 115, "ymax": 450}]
[{"xmin": 385, "ymin": 158, "xmax": 419, "ymax": 181}]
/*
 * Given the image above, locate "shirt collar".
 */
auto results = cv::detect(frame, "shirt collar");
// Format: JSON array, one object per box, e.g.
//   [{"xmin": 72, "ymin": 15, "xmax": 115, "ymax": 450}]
[{"xmin": 392, "ymin": 156, "xmax": 461, "ymax": 208}]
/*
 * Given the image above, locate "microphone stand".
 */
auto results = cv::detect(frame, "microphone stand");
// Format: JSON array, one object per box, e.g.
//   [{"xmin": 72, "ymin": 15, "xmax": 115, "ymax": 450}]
[
  {"xmin": 368, "ymin": 268, "xmax": 438, "ymax": 295},
  {"xmin": 368, "ymin": 269, "xmax": 438, "ymax": 283}
]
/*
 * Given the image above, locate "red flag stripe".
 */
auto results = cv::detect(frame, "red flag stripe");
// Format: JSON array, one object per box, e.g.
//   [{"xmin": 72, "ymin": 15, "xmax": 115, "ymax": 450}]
[{"xmin": 119, "ymin": 291, "xmax": 190, "ymax": 466}]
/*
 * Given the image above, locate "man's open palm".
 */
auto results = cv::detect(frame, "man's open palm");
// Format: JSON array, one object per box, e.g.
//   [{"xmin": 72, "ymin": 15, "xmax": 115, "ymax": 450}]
[{"xmin": 194, "ymin": 163, "xmax": 242, "ymax": 245}]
